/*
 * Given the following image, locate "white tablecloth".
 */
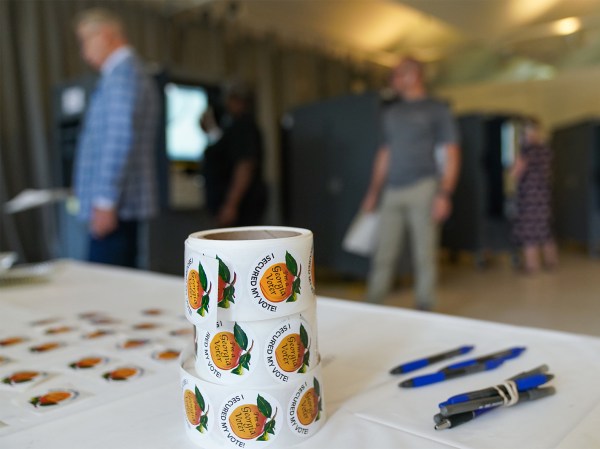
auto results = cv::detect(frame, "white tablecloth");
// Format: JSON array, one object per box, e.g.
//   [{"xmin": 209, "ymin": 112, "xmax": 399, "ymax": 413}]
[{"xmin": 0, "ymin": 261, "xmax": 598, "ymax": 449}]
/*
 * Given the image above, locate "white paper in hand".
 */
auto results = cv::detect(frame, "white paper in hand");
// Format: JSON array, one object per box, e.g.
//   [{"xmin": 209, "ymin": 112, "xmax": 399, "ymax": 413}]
[{"xmin": 342, "ymin": 212, "xmax": 380, "ymax": 257}]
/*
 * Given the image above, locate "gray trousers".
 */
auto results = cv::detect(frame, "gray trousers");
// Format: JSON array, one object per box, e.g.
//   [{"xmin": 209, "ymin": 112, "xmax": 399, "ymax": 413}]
[{"xmin": 367, "ymin": 178, "xmax": 438, "ymax": 308}]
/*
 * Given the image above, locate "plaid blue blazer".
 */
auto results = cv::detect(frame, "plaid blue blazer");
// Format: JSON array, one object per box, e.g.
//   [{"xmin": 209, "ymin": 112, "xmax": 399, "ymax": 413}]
[{"xmin": 74, "ymin": 53, "xmax": 159, "ymax": 222}]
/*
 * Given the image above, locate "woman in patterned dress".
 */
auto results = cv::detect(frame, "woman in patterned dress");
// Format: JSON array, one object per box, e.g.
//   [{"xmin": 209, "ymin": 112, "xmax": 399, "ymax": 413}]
[{"xmin": 511, "ymin": 118, "xmax": 559, "ymax": 273}]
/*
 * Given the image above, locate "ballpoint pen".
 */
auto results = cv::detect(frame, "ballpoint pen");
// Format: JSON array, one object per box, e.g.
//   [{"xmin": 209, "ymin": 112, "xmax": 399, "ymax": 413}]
[
  {"xmin": 399, "ymin": 358, "xmax": 504, "ymax": 388},
  {"xmin": 439, "ymin": 386, "xmax": 556, "ymax": 416},
  {"xmin": 440, "ymin": 372, "xmax": 554, "ymax": 406},
  {"xmin": 434, "ymin": 408, "xmax": 492, "ymax": 430},
  {"xmin": 389, "ymin": 345, "xmax": 474, "ymax": 375},
  {"xmin": 444, "ymin": 347, "xmax": 527, "ymax": 371},
  {"xmin": 508, "ymin": 364, "xmax": 549, "ymax": 381}
]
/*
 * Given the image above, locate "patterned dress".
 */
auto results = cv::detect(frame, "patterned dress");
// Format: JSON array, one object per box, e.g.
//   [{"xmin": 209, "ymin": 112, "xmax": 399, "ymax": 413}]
[{"xmin": 514, "ymin": 143, "xmax": 553, "ymax": 245}]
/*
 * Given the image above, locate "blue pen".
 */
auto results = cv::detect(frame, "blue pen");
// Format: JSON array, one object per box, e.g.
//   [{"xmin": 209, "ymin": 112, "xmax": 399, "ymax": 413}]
[
  {"xmin": 389, "ymin": 346, "xmax": 474, "ymax": 375},
  {"xmin": 445, "ymin": 347, "xmax": 526, "ymax": 371},
  {"xmin": 439, "ymin": 386, "xmax": 556, "ymax": 416},
  {"xmin": 439, "ymin": 373, "xmax": 554, "ymax": 406},
  {"xmin": 399, "ymin": 358, "xmax": 504, "ymax": 388}
]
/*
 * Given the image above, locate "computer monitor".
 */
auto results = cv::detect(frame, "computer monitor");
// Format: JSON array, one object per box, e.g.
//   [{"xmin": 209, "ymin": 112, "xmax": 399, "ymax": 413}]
[{"xmin": 164, "ymin": 81, "xmax": 216, "ymax": 162}]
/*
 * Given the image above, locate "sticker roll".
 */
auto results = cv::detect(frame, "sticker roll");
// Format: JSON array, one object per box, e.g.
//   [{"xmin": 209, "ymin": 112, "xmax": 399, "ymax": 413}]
[
  {"xmin": 180, "ymin": 349, "xmax": 326, "ymax": 449},
  {"xmin": 184, "ymin": 227, "xmax": 316, "ymax": 325},
  {"xmin": 193, "ymin": 306, "xmax": 320, "ymax": 387}
]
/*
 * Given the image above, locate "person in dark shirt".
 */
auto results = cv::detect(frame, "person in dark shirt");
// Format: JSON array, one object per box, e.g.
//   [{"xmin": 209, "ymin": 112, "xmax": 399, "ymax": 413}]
[{"xmin": 201, "ymin": 83, "xmax": 267, "ymax": 227}]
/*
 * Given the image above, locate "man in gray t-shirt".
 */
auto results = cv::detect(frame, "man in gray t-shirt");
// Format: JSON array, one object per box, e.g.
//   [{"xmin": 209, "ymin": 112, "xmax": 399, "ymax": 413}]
[{"xmin": 362, "ymin": 58, "xmax": 460, "ymax": 310}]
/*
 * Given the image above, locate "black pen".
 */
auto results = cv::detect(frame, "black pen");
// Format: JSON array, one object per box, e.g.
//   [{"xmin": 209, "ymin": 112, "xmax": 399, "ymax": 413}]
[
  {"xmin": 390, "ymin": 345, "xmax": 474, "ymax": 375},
  {"xmin": 434, "ymin": 409, "xmax": 491, "ymax": 430},
  {"xmin": 440, "ymin": 386, "xmax": 556, "ymax": 416}
]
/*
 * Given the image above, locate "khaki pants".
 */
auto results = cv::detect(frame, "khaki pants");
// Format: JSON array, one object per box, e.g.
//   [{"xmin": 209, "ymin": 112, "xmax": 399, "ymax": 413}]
[{"xmin": 367, "ymin": 178, "xmax": 438, "ymax": 308}]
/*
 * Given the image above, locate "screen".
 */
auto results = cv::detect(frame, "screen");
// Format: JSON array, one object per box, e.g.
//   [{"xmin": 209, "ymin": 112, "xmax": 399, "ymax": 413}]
[{"xmin": 165, "ymin": 82, "xmax": 210, "ymax": 161}]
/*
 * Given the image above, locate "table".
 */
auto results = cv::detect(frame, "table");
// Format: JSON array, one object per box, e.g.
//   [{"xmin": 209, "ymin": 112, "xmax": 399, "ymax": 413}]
[{"xmin": 1, "ymin": 261, "xmax": 599, "ymax": 449}]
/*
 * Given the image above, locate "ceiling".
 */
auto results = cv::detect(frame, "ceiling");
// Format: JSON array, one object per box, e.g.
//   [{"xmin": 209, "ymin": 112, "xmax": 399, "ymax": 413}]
[{"xmin": 160, "ymin": 0, "xmax": 600, "ymax": 85}]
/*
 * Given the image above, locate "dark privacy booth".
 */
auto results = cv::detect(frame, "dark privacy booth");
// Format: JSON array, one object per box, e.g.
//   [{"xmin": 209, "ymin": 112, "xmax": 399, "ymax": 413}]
[
  {"xmin": 551, "ymin": 120, "xmax": 600, "ymax": 257},
  {"xmin": 282, "ymin": 96, "xmax": 524, "ymax": 276},
  {"xmin": 281, "ymin": 92, "xmax": 382, "ymax": 278},
  {"xmin": 441, "ymin": 114, "xmax": 522, "ymax": 266}
]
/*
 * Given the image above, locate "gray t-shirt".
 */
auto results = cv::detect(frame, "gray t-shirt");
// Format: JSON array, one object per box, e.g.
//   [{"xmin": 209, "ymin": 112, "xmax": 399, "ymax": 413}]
[{"xmin": 381, "ymin": 97, "xmax": 458, "ymax": 187}]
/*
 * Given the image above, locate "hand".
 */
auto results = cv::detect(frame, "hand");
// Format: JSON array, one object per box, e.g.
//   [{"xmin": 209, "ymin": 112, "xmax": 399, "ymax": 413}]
[
  {"xmin": 361, "ymin": 191, "xmax": 379, "ymax": 213},
  {"xmin": 90, "ymin": 207, "xmax": 118, "ymax": 238},
  {"xmin": 431, "ymin": 194, "xmax": 452, "ymax": 223},
  {"xmin": 217, "ymin": 203, "xmax": 238, "ymax": 227},
  {"xmin": 200, "ymin": 107, "xmax": 217, "ymax": 133}
]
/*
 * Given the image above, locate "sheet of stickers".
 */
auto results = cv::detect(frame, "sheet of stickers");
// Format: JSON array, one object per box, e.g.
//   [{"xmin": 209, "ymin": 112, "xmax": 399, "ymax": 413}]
[{"xmin": 0, "ymin": 307, "xmax": 192, "ymax": 434}]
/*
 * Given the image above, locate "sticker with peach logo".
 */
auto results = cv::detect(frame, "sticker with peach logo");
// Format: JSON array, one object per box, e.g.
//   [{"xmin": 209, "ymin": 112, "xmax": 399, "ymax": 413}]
[
  {"xmin": 44, "ymin": 325, "xmax": 76, "ymax": 335},
  {"xmin": 220, "ymin": 392, "xmax": 281, "ymax": 446},
  {"xmin": 186, "ymin": 258, "xmax": 213, "ymax": 317},
  {"xmin": 82, "ymin": 329, "xmax": 115, "ymax": 339},
  {"xmin": 216, "ymin": 256, "xmax": 236, "ymax": 309},
  {"xmin": 29, "ymin": 389, "xmax": 78, "ymax": 408},
  {"xmin": 265, "ymin": 319, "xmax": 313, "ymax": 383},
  {"xmin": 29, "ymin": 342, "xmax": 64, "ymax": 353},
  {"xmin": 69, "ymin": 356, "xmax": 109, "ymax": 370},
  {"xmin": 183, "ymin": 385, "xmax": 210, "ymax": 434},
  {"xmin": 116, "ymin": 338, "xmax": 150, "ymax": 350},
  {"xmin": 0, "ymin": 336, "xmax": 28, "ymax": 347},
  {"xmin": 288, "ymin": 377, "xmax": 323, "ymax": 436},
  {"xmin": 30, "ymin": 317, "xmax": 59, "ymax": 326},
  {"xmin": 102, "ymin": 366, "xmax": 144, "ymax": 382},
  {"xmin": 249, "ymin": 251, "xmax": 301, "ymax": 313},
  {"xmin": 200, "ymin": 321, "xmax": 255, "ymax": 380},
  {"xmin": 142, "ymin": 308, "xmax": 163, "ymax": 316},
  {"xmin": 151, "ymin": 349, "xmax": 181, "ymax": 362},
  {"xmin": 2, "ymin": 370, "xmax": 47, "ymax": 386},
  {"xmin": 132, "ymin": 322, "xmax": 161, "ymax": 331}
]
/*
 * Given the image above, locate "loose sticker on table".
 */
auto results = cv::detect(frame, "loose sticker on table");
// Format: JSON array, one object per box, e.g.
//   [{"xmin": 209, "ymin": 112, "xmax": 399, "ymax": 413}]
[
  {"xmin": 116, "ymin": 338, "xmax": 151, "ymax": 350},
  {"xmin": 151, "ymin": 349, "xmax": 181, "ymax": 363},
  {"xmin": 69, "ymin": 356, "xmax": 110, "ymax": 370},
  {"xmin": 131, "ymin": 322, "xmax": 161, "ymax": 331},
  {"xmin": 220, "ymin": 391, "xmax": 281, "ymax": 447},
  {"xmin": 248, "ymin": 251, "xmax": 302, "ymax": 314},
  {"xmin": 43, "ymin": 325, "xmax": 77, "ymax": 335},
  {"xmin": 29, "ymin": 342, "xmax": 65, "ymax": 353},
  {"xmin": 142, "ymin": 308, "xmax": 164, "ymax": 316},
  {"xmin": 30, "ymin": 317, "xmax": 60, "ymax": 327},
  {"xmin": 28, "ymin": 388, "xmax": 82, "ymax": 412},
  {"xmin": 0, "ymin": 370, "xmax": 50, "ymax": 392},
  {"xmin": 81, "ymin": 329, "xmax": 115, "ymax": 340},
  {"xmin": 0, "ymin": 336, "xmax": 29, "ymax": 347},
  {"xmin": 102, "ymin": 366, "xmax": 145, "ymax": 382}
]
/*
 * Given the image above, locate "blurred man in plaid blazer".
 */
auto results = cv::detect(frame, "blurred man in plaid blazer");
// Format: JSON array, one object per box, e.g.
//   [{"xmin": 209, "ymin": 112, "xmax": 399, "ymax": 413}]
[{"xmin": 74, "ymin": 8, "xmax": 159, "ymax": 267}]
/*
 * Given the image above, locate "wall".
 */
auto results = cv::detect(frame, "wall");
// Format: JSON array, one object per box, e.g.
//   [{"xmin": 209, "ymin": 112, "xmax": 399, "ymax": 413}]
[{"xmin": 436, "ymin": 66, "xmax": 600, "ymax": 130}]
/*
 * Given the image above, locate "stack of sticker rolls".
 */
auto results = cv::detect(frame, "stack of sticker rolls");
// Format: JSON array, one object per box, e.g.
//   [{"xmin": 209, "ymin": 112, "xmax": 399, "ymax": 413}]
[{"xmin": 180, "ymin": 226, "xmax": 326, "ymax": 448}]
